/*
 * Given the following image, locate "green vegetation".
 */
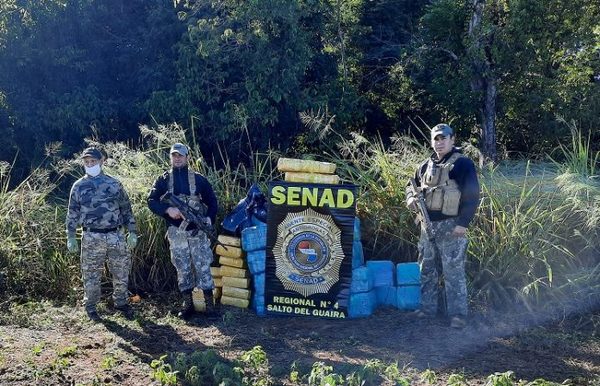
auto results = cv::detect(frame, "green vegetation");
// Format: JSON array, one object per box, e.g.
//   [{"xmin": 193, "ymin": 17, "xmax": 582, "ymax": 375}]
[
  {"xmin": 0, "ymin": 1, "xmax": 598, "ymax": 178},
  {"xmin": 0, "ymin": 124, "xmax": 598, "ymax": 313},
  {"xmin": 148, "ymin": 348, "xmax": 574, "ymax": 385}
]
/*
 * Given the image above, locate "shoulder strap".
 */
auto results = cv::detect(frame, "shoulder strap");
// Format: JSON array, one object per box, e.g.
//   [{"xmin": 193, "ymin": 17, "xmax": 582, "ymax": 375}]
[
  {"xmin": 168, "ymin": 169, "xmax": 201, "ymax": 199},
  {"xmin": 168, "ymin": 170, "xmax": 174, "ymax": 194},
  {"xmin": 188, "ymin": 170, "xmax": 197, "ymax": 197},
  {"xmin": 446, "ymin": 152, "xmax": 464, "ymax": 165}
]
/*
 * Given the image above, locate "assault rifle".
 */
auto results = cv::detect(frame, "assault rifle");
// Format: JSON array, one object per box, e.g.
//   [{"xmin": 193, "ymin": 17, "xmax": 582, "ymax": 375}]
[
  {"xmin": 408, "ymin": 178, "xmax": 447, "ymax": 316},
  {"xmin": 160, "ymin": 192, "xmax": 226, "ymax": 249}
]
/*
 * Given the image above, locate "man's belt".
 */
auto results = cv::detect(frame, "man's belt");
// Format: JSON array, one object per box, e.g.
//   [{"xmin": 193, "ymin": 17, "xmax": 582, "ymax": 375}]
[{"xmin": 83, "ymin": 227, "xmax": 120, "ymax": 234}]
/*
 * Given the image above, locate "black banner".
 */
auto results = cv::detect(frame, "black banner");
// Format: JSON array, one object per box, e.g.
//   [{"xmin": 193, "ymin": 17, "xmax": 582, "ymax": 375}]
[{"xmin": 265, "ymin": 181, "xmax": 357, "ymax": 319}]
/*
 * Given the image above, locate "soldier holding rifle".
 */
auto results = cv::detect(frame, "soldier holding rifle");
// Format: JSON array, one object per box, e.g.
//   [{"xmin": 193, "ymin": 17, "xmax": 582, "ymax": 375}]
[
  {"xmin": 406, "ymin": 124, "xmax": 480, "ymax": 328},
  {"xmin": 147, "ymin": 143, "xmax": 218, "ymax": 319}
]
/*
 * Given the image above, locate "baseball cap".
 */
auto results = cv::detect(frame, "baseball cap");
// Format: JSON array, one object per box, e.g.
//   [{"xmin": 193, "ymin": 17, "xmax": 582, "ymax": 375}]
[
  {"xmin": 170, "ymin": 143, "xmax": 189, "ymax": 156},
  {"xmin": 431, "ymin": 124, "xmax": 454, "ymax": 140},
  {"xmin": 80, "ymin": 147, "xmax": 103, "ymax": 160}
]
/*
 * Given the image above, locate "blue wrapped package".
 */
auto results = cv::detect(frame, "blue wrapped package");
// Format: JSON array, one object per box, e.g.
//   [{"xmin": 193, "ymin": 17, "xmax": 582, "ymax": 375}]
[
  {"xmin": 348, "ymin": 290, "xmax": 376, "ymax": 318},
  {"xmin": 375, "ymin": 286, "xmax": 397, "ymax": 307},
  {"xmin": 253, "ymin": 272, "xmax": 265, "ymax": 296},
  {"xmin": 353, "ymin": 217, "xmax": 361, "ymax": 241},
  {"xmin": 350, "ymin": 266, "xmax": 373, "ymax": 294},
  {"xmin": 366, "ymin": 260, "xmax": 394, "ymax": 287},
  {"xmin": 352, "ymin": 240, "xmax": 364, "ymax": 269},
  {"xmin": 242, "ymin": 223, "xmax": 267, "ymax": 252},
  {"xmin": 396, "ymin": 262, "xmax": 420, "ymax": 286},
  {"xmin": 247, "ymin": 250, "xmax": 266, "ymax": 275},
  {"xmin": 397, "ymin": 285, "xmax": 420, "ymax": 310}
]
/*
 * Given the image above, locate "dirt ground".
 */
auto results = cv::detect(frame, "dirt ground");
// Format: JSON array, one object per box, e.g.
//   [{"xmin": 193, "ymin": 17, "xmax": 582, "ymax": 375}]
[{"xmin": 0, "ymin": 297, "xmax": 598, "ymax": 386}]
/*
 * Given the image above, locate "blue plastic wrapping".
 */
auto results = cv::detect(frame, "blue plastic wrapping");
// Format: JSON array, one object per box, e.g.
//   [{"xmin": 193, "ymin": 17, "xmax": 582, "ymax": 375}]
[
  {"xmin": 348, "ymin": 290, "xmax": 376, "ymax": 318},
  {"xmin": 242, "ymin": 223, "xmax": 267, "ymax": 252},
  {"xmin": 396, "ymin": 262, "xmax": 421, "ymax": 286},
  {"xmin": 366, "ymin": 260, "xmax": 395, "ymax": 287},
  {"xmin": 350, "ymin": 266, "xmax": 373, "ymax": 293},
  {"xmin": 247, "ymin": 249, "xmax": 266, "ymax": 275}
]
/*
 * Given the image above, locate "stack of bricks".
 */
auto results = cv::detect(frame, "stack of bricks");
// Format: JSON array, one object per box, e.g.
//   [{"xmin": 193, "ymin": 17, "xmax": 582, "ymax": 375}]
[
  {"xmin": 277, "ymin": 157, "xmax": 340, "ymax": 184},
  {"xmin": 215, "ymin": 235, "xmax": 251, "ymax": 308},
  {"xmin": 192, "ymin": 265, "xmax": 222, "ymax": 312}
]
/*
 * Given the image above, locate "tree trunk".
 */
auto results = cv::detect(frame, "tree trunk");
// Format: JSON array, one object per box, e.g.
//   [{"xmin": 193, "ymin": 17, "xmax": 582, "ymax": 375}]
[{"xmin": 468, "ymin": 0, "xmax": 498, "ymax": 165}]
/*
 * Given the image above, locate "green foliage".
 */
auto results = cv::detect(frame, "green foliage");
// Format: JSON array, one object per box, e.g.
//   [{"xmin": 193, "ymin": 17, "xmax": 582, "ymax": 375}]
[
  {"xmin": 307, "ymin": 361, "xmax": 344, "ymax": 386},
  {"xmin": 158, "ymin": 349, "xmax": 245, "ymax": 386},
  {"xmin": 1, "ymin": 0, "xmax": 599, "ymax": 177},
  {"xmin": 330, "ymin": 131, "xmax": 429, "ymax": 260},
  {"xmin": 420, "ymin": 368, "xmax": 437, "ymax": 385},
  {"xmin": 552, "ymin": 120, "xmax": 599, "ymax": 177},
  {"xmin": 486, "ymin": 371, "xmax": 515, "ymax": 386},
  {"xmin": 382, "ymin": 362, "xmax": 410, "ymax": 385},
  {"xmin": 0, "ymin": 157, "xmax": 78, "ymax": 299},
  {"xmin": 236, "ymin": 345, "xmax": 272, "ymax": 386},
  {"xmin": 56, "ymin": 345, "xmax": 77, "ymax": 358},
  {"xmin": 448, "ymin": 373, "xmax": 469, "ymax": 386},
  {"xmin": 150, "ymin": 355, "xmax": 178, "ymax": 386},
  {"xmin": 146, "ymin": 0, "xmax": 360, "ymax": 158},
  {"xmin": 100, "ymin": 354, "xmax": 117, "ymax": 371}
]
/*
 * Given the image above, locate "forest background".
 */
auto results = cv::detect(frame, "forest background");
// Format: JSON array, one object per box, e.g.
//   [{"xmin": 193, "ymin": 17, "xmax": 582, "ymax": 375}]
[
  {"xmin": 0, "ymin": 0, "xmax": 599, "ymax": 306},
  {"xmin": 0, "ymin": 3, "xmax": 599, "ymax": 384},
  {"xmin": 1, "ymin": 0, "xmax": 599, "ymax": 181}
]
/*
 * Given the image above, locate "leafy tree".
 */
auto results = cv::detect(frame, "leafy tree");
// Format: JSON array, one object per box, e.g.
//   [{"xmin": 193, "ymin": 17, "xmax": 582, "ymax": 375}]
[
  {"xmin": 404, "ymin": 0, "xmax": 600, "ymax": 160},
  {"xmin": 145, "ymin": 0, "xmax": 364, "ymax": 159},
  {"xmin": 0, "ymin": 0, "xmax": 182, "ymax": 168}
]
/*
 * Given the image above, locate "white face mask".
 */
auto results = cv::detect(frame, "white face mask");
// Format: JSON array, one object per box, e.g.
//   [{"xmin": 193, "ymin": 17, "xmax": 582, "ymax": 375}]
[{"xmin": 85, "ymin": 164, "xmax": 101, "ymax": 177}]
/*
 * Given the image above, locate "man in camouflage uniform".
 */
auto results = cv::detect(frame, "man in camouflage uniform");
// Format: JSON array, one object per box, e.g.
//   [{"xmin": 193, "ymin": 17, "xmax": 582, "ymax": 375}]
[
  {"xmin": 66, "ymin": 147, "xmax": 138, "ymax": 321},
  {"xmin": 147, "ymin": 143, "xmax": 218, "ymax": 319},
  {"xmin": 406, "ymin": 124, "xmax": 480, "ymax": 328}
]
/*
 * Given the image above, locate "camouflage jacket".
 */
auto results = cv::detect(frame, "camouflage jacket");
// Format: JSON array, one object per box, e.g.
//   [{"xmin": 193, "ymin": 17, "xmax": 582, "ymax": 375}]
[{"xmin": 66, "ymin": 172, "xmax": 136, "ymax": 238}]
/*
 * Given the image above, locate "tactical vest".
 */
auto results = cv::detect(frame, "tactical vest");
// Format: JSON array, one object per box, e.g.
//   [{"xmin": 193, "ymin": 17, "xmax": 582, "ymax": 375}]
[
  {"xmin": 421, "ymin": 152, "xmax": 463, "ymax": 216},
  {"xmin": 168, "ymin": 169, "xmax": 206, "ymax": 216}
]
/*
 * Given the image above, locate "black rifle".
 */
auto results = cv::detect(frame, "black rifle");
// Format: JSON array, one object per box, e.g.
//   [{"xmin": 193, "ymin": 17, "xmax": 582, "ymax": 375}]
[
  {"xmin": 160, "ymin": 192, "xmax": 226, "ymax": 249},
  {"xmin": 408, "ymin": 178, "xmax": 447, "ymax": 316}
]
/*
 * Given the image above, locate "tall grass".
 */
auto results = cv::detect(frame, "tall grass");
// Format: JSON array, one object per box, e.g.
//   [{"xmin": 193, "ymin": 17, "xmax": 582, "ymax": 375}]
[
  {"xmin": 0, "ymin": 159, "xmax": 78, "ymax": 300},
  {"xmin": 467, "ymin": 163, "xmax": 583, "ymax": 307},
  {"xmin": 330, "ymin": 132, "xmax": 430, "ymax": 260},
  {"xmin": 0, "ymin": 122, "xmax": 597, "ymax": 311}
]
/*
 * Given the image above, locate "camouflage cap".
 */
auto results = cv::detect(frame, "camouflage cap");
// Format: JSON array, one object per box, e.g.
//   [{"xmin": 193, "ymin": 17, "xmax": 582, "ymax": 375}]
[
  {"xmin": 80, "ymin": 147, "xmax": 103, "ymax": 160},
  {"xmin": 431, "ymin": 124, "xmax": 454, "ymax": 140},
  {"xmin": 170, "ymin": 143, "xmax": 189, "ymax": 156}
]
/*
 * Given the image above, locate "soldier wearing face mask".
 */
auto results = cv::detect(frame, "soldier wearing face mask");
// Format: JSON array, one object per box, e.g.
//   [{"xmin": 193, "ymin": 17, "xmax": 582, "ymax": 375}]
[{"xmin": 66, "ymin": 147, "xmax": 138, "ymax": 321}]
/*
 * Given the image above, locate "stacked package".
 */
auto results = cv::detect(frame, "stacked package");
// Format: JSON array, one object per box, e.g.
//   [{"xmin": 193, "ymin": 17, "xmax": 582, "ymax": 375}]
[
  {"xmin": 367, "ymin": 261, "xmax": 396, "ymax": 307},
  {"xmin": 348, "ymin": 266, "xmax": 376, "ymax": 318},
  {"xmin": 396, "ymin": 262, "xmax": 421, "ymax": 310},
  {"xmin": 192, "ymin": 266, "xmax": 222, "ymax": 312},
  {"xmin": 277, "ymin": 158, "xmax": 340, "ymax": 184},
  {"xmin": 241, "ymin": 223, "xmax": 267, "ymax": 316},
  {"xmin": 347, "ymin": 218, "xmax": 422, "ymax": 317},
  {"xmin": 216, "ymin": 235, "xmax": 251, "ymax": 308}
]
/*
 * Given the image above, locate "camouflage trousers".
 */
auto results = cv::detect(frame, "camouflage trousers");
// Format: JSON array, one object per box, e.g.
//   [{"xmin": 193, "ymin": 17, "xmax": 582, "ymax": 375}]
[
  {"xmin": 418, "ymin": 218, "xmax": 469, "ymax": 317},
  {"xmin": 167, "ymin": 226, "xmax": 214, "ymax": 292},
  {"xmin": 81, "ymin": 230, "xmax": 131, "ymax": 311}
]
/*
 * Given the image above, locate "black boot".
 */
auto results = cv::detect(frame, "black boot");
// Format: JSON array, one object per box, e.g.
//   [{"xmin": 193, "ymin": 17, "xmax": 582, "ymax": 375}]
[
  {"xmin": 203, "ymin": 289, "xmax": 218, "ymax": 317},
  {"xmin": 177, "ymin": 290, "xmax": 194, "ymax": 319}
]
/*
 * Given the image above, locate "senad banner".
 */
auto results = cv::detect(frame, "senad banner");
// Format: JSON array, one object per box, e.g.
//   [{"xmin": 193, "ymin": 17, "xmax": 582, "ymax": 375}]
[{"xmin": 265, "ymin": 181, "xmax": 357, "ymax": 318}]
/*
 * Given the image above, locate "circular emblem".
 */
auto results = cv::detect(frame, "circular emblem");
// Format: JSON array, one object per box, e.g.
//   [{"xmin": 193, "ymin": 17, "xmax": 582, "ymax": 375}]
[
  {"xmin": 287, "ymin": 232, "xmax": 329, "ymax": 272},
  {"xmin": 273, "ymin": 208, "xmax": 344, "ymax": 296}
]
